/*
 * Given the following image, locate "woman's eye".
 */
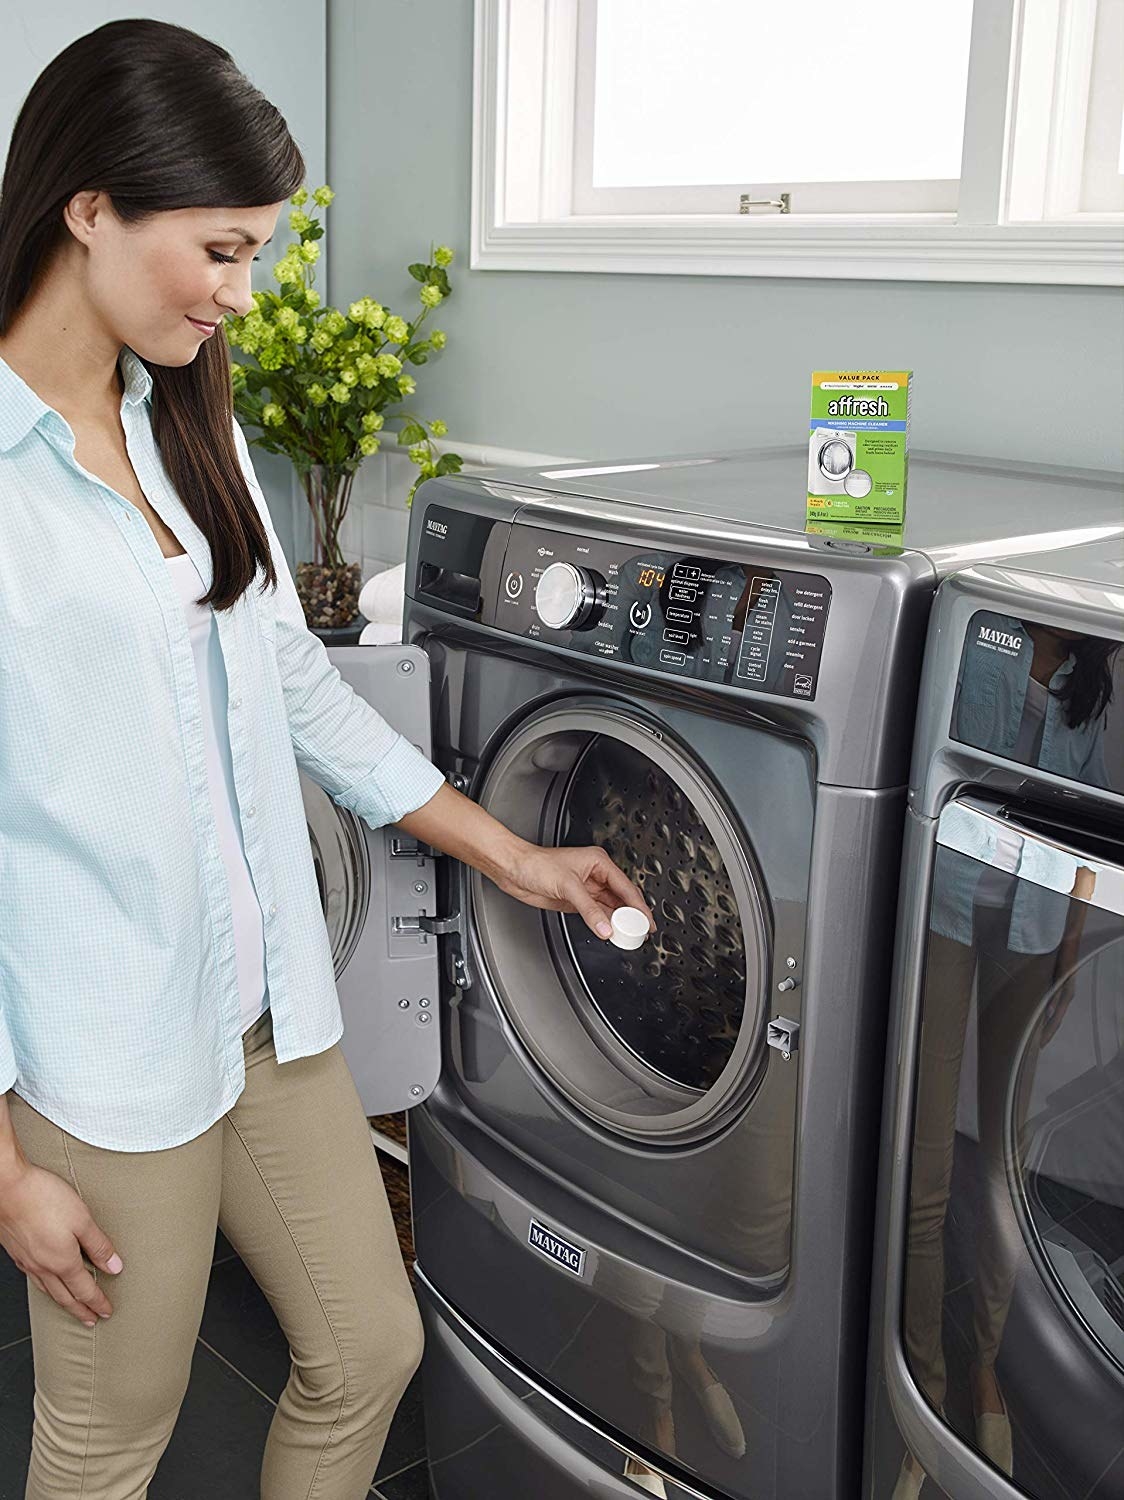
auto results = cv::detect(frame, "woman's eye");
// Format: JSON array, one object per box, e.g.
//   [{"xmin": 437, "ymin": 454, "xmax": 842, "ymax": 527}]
[{"xmin": 209, "ymin": 251, "xmax": 261, "ymax": 264}]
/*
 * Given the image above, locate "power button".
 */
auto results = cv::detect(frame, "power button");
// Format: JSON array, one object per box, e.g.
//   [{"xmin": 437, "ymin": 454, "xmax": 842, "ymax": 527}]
[{"xmin": 504, "ymin": 571, "xmax": 524, "ymax": 599}]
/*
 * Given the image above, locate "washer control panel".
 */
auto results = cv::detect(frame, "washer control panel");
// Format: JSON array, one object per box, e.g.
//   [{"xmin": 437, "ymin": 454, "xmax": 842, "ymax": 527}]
[{"xmin": 497, "ymin": 525, "xmax": 832, "ymax": 700}]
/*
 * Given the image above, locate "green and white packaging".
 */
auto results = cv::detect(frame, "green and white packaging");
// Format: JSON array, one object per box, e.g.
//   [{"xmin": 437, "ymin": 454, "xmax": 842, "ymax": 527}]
[
  {"xmin": 807, "ymin": 370, "xmax": 912, "ymax": 525},
  {"xmin": 805, "ymin": 518, "xmax": 905, "ymax": 553}
]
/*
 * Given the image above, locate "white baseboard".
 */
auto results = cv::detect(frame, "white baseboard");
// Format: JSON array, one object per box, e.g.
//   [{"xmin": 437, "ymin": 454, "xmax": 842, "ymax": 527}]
[
  {"xmin": 335, "ymin": 436, "xmax": 582, "ymax": 578},
  {"xmin": 402, "ymin": 437, "xmax": 579, "ymax": 469}
]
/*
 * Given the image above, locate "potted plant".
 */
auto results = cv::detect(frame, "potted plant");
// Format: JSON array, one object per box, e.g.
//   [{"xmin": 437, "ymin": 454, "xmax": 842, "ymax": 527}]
[{"xmin": 225, "ymin": 183, "xmax": 462, "ymax": 633}]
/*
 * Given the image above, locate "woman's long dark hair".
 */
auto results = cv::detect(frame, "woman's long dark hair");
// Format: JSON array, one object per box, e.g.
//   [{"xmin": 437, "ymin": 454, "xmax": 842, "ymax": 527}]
[
  {"xmin": 0, "ymin": 18, "xmax": 306, "ymax": 609},
  {"xmin": 1054, "ymin": 637, "xmax": 1120, "ymax": 729}
]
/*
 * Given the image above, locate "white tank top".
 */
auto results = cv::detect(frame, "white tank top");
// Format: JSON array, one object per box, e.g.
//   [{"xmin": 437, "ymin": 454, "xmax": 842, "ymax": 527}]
[{"xmin": 166, "ymin": 551, "xmax": 268, "ymax": 1035}]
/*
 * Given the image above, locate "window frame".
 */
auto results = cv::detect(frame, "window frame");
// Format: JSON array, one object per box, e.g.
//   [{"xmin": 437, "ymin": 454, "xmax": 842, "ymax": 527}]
[{"xmin": 471, "ymin": 0, "xmax": 1124, "ymax": 284}]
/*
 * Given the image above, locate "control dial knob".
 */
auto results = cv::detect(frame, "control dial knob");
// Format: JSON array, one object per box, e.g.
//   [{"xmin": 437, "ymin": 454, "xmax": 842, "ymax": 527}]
[{"xmin": 534, "ymin": 561, "xmax": 602, "ymax": 630}]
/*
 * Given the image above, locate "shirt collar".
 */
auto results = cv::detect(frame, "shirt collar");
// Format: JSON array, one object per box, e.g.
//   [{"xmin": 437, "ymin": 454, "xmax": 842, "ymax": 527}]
[
  {"xmin": 119, "ymin": 345, "xmax": 154, "ymax": 408},
  {"xmin": 0, "ymin": 344, "xmax": 153, "ymax": 454}
]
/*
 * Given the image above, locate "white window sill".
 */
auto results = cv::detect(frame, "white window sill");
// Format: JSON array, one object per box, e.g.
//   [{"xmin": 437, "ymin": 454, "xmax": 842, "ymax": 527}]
[{"xmin": 470, "ymin": 214, "xmax": 1124, "ymax": 285}]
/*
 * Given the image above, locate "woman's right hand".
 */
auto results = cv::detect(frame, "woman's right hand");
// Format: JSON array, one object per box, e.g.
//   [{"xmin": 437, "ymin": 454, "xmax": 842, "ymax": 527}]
[{"xmin": 0, "ymin": 1162, "xmax": 124, "ymax": 1326}]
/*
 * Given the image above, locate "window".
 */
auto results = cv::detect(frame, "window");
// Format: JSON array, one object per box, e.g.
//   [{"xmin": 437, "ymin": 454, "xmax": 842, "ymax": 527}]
[
  {"xmin": 472, "ymin": 0, "xmax": 1124, "ymax": 283},
  {"xmin": 574, "ymin": 0, "xmax": 974, "ymax": 216}
]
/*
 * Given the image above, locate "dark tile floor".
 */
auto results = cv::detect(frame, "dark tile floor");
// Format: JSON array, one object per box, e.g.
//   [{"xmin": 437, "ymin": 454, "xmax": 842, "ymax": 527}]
[{"xmin": 0, "ymin": 1223, "xmax": 431, "ymax": 1499}]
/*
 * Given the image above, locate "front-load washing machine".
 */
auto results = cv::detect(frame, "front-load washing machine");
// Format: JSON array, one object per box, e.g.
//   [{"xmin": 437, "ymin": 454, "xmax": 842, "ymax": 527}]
[
  {"xmin": 864, "ymin": 537, "xmax": 1124, "ymax": 1500},
  {"xmin": 306, "ymin": 449, "xmax": 1121, "ymax": 1499},
  {"xmin": 809, "ymin": 426, "xmax": 860, "ymax": 495}
]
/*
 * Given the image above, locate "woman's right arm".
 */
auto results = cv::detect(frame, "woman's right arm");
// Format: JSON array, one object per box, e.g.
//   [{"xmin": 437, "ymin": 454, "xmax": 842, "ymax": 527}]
[{"xmin": 0, "ymin": 1091, "xmax": 125, "ymax": 1326}]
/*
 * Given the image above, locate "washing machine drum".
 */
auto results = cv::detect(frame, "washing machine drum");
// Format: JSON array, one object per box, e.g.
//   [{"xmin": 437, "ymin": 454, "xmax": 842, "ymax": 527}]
[
  {"xmin": 818, "ymin": 438, "xmax": 853, "ymax": 480},
  {"xmin": 470, "ymin": 701, "xmax": 772, "ymax": 1141}
]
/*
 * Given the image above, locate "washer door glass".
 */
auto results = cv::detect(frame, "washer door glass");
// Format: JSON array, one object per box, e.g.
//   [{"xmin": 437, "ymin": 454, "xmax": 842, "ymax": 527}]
[
  {"xmin": 557, "ymin": 735, "xmax": 745, "ymax": 1092},
  {"xmin": 302, "ymin": 777, "xmax": 368, "ymax": 977},
  {"xmin": 470, "ymin": 702, "xmax": 772, "ymax": 1141}
]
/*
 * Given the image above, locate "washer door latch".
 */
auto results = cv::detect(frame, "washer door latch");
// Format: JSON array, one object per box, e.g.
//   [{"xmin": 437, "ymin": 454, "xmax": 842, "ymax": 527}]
[{"xmin": 767, "ymin": 1017, "xmax": 800, "ymax": 1061}]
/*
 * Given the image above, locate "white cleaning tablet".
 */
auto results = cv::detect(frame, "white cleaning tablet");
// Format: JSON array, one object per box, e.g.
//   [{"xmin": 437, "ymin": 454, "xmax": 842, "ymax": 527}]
[
  {"xmin": 609, "ymin": 906, "xmax": 650, "ymax": 950},
  {"xmin": 843, "ymin": 468, "xmax": 873, "ymax": 498}
]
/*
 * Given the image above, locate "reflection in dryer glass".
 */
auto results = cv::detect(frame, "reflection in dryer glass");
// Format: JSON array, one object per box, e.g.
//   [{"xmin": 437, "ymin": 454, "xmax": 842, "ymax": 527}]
[
  {"xmin": 558, "ymin": 737, "xmax": 747, "ymax": 1091},
  {"xmin": 952, "ymin": 611, "xmax": 1123, "ymax": 794},
  {"xmin": 903, "ymin": 842, "xmax": 1124, "ymax": 1496}
]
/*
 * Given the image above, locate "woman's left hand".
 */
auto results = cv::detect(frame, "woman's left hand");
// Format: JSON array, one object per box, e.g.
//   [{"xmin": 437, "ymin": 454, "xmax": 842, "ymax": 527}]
[{"xmin": 493, "ymin": 843, "xmax": 657, "ymax": 941}]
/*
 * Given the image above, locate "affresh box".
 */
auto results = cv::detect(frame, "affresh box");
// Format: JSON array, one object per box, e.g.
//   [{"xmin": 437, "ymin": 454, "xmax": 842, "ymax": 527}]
[{"xmin": 807, "ymin": 370, "xmax": 912, "ymax": 525}]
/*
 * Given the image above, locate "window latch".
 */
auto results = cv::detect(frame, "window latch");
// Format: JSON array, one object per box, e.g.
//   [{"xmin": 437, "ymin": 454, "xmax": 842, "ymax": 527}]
[{"xmin": 739, "ymin": 192, "xmax": 791, "ymax": 214}]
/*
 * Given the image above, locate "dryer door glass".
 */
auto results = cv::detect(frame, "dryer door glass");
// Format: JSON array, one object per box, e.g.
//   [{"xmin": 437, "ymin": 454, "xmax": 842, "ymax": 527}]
[
  {"xmin": 557, "ymin": 735, "xmax": 745, "ymax": 1091},
  {"xmin": 951, "ymin": 612, "xmax": 1124, "ymax": 795},
  {"xmin": 902, "ymin": 799, "xmax": 1124, "ymax": 1496}
]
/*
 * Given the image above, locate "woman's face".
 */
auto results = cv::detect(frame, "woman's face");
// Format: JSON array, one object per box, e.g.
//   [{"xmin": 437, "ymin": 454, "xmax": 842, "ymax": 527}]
[{"xmin": 64, "ymin": 194, "xmax": 285, "ymax": 369}]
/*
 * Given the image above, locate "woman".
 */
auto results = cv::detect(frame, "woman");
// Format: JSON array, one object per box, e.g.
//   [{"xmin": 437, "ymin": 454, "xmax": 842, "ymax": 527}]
[{"xmin": 0, "ymin": 20, "xmax": 654, "ymax": 1499}]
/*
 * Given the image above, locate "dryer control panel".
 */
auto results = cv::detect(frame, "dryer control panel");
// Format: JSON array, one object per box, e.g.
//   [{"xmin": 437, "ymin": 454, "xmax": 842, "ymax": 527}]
[{"xmin": 495, "ymin": 524, "xmax": 832, "ymax": 700}]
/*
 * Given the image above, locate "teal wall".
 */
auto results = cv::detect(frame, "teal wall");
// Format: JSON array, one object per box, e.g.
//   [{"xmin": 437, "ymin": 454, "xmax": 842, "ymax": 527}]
[{"xmin": 328, "ymin": 0, "xmax": 1124, "ymax": 471}]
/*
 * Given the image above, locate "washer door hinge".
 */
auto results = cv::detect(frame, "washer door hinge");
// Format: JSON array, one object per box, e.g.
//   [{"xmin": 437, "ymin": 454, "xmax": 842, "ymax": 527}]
[
  {"xmin": 392, "ymin": 908, "xmax": 472, "ymax": 991},
  {"xmin": 417, "ymin": 913, "xmax": 461, "ymax": 937},
  {"xmin": 767, "ymin": 1017, "xmax": 800, "ymax": 1061},
  {"xmin": 388, "ymin": 836, "xmax": 440, "ymax": 862}
]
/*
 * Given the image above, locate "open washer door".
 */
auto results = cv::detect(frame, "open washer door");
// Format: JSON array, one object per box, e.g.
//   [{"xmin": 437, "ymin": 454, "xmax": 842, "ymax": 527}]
[
  {"xmin": 469, "ymin": 697, "xmax": 773, "ymax": 1144},
  {"xmin": 297, "ymin": 643, "xmax": 443, "ymax": 1115}
]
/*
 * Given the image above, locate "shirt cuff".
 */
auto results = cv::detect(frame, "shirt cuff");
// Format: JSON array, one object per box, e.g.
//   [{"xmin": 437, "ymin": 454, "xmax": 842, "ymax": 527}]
[{"xmin": 339, "ymin": 733, "xmax": 448, "ymax": 829}]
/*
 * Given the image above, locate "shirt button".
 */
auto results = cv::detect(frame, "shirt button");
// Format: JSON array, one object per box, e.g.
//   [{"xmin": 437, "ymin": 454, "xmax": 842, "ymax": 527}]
[
  {"xmin": 268, "ymin": 903, "xmax": 277, "ymax": 916},
  {"xmin": 231, "ymin": 696, "xmax": 242, "ymax": 709},
  {"xmin": 246, "ymin": 806, "xmax": 256, "ymax": 818}
]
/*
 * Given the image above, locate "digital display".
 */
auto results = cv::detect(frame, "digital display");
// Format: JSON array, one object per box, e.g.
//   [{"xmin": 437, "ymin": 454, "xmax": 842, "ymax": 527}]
[{"xmin": 636, "ymin": 565, "xmax": 666, "ymax": 589}]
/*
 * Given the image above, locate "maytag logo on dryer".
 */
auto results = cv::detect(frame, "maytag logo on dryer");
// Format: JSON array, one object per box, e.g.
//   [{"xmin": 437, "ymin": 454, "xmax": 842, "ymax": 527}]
[
  {"xmin": 977, "ymin": 624, "xmax": 1024, "ymax": 654},
  {"xmin": 425, "ymin": 518, "xmax": 448, "ymax": 538},
  {"xmin": 528, "ymin": 1219, "xmax": 586, "ymax": 1276}
]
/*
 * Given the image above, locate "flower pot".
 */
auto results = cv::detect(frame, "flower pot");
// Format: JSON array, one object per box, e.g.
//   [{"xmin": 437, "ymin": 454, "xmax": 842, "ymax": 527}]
[{"xmin": 290, "ymin": 462, "xmax": 362, "ymax": 630}]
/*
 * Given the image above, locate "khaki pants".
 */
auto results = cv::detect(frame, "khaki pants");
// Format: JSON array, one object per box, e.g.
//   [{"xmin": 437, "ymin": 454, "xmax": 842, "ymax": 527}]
[{"xmin": 8, "ymin": 1007, "xmax": 423, "ymax": 1500}]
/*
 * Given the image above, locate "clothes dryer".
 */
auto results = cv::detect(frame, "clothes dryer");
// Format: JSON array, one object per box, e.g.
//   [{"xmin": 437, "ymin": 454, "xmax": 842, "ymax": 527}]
[
  {"xmin": 307, "ymin": 449, "xmax": 1121, "ymax": 1499},
  {"xmin": 864, "ymin": 539, "xmax": 1124, "ymax": 1500}
]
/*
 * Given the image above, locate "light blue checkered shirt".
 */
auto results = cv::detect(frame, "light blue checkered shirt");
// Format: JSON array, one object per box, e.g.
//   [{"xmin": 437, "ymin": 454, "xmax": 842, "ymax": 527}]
[{"xmin": 0, "ymin": 347, "xmax": 446, "ymax": 1151}]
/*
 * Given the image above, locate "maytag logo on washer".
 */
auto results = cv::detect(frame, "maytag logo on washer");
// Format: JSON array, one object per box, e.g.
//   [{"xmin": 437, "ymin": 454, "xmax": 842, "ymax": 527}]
[
  {"xmin": 426, "ymin": 519, "xmax": 448, "ymax": 537},
  {"xmin": 528, "ymin": 1219, "xmax": 586, "ymax": 1276}
]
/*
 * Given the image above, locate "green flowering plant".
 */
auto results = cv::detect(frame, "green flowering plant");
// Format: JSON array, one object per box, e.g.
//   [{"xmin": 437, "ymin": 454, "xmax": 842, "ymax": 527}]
[{"xmin": 225, "ymin": 183, "xmax": 462, "ymax": 568}]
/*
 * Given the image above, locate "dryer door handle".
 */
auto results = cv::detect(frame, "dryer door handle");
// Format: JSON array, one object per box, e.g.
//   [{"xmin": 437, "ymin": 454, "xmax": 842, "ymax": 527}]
[{"xmin": 936, "ymin": 796, "xmax": 1124, "ymax": 914}]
